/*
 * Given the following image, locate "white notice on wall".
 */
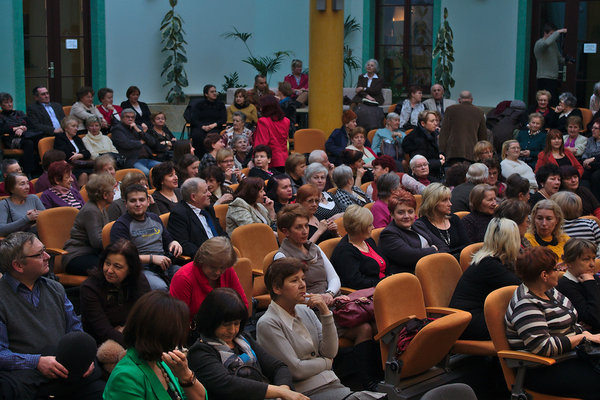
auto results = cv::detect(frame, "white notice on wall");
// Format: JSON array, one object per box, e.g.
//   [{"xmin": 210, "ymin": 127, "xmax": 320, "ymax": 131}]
[
  {"xmin": 65, "ymin": 39, "xmax": 78, "ymax": 50},
  {"xmin": 583, "ymin": 43, "xmax": 597, "ymax": 54}
]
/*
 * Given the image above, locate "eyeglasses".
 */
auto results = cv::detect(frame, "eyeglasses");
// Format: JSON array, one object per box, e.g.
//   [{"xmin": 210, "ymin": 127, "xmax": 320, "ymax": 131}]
[
  {"xmin": 24, "ymin": 247, "xmax": 47, "ymax": 259},
  {"xmin": 414, "ymin": 163, "xmax": 429, "ymax": 168}
]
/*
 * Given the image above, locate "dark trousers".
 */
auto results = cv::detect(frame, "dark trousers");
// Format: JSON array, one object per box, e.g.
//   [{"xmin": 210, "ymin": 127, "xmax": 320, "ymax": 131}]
[
  {"xmin": 525, "ymin": 357, "xmax": 600, "ymax": 399},
  {"xmin": 65, "ymin": 253, "xmax": 100, "ymax": 276}
]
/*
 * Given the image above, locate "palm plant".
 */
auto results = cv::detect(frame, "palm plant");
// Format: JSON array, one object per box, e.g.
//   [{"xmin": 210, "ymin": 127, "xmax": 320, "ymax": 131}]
[
  {"xmin": 344, "ymin": 15, "xmax": 362, "ymax": 86},
  {"xmin": 432, "ymin": 8, "xmax": 455, "ymax": 98},
  {"xmin": 160, "ymin": 0, "xmax": 188, "ymax": 104}
]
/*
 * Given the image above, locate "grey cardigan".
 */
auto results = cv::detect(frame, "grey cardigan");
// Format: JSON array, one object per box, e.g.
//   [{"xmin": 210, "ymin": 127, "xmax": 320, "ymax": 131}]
[
  {"xmin": 63, "ymin": 201, "xmax": 109, "ymax": 265},
  {"xmin": 225, "ymin": 197, "xmax": 272, "ymax": 235},
  {"xmin": 0, "ymin": 195, "xmax": 45, "ymax": 236}
]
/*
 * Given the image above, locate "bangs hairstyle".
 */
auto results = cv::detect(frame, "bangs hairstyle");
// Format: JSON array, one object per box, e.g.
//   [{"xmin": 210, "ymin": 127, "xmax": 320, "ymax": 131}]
[
  {"xmin": 550, "ymin": 191, "xmax": 582, "ymax": 220},
  {"xmin": 264, "ymin": 257, "xmax": 308, "ymax": 299},
  {"xmin": 277, "ymin": 203, "xmax": 309, "ymax": 231},
  {"xmin": 419, "ymin": 182, "xmax": 451, "ymax": 218},
  {"xmin": 253, "ymin": 144, "xmax": 272, "ymax": 160},
  {"xmin": 473, "ymin": 140, "xmax": 494, "ymax": 161},
  {"xmin": 199, "ymin": 165, "xmax": 225, "ymax": 185},
  {"xmin": 528, "ymin": 112, "xmax": 544, "ymax": 125},
  {"xmin": 233, "ymin": 177, "xmax": 264, "ymax": 205},
  {"xmin": 342, "ymin": 149, "xmax": 363, "ymax": 166},
  {"xmin": 343, "ymin": 204, "xmax": 374, "ymax": 236},
  {"xmin": 4, "ymin": 173, "xmax": 27, "ymax": 195},
  {"xmin": 124, "ymin": 291, "xmax": 189, "ymax": 361},
  {"xmin": 563, "ymin": 238, "xmax": 597, "ymax": 264},
  {"xmin": 97, "ymin": 239, "xmax": 143, "ymax": 292},
  {"xmin": 216, "ymin": 148, "xmax": 234, "ymax": 163},
  {"xmin": 535, "ymin": 163, "xmax": 561, "ymax": 187},
  {"xmin": 543, "ymin": 129, "xmax": 565, "ymax": 154},
  {"xmin": 501, "ymin": 140, "xmax": 519, "ymax": 160},
  {"xmin": 120, "ymin": 171, "xmax": 147, "ymax": 193},
  {"xmin": 304, "ymin": 163, "xmax": 328, "ymax": 182},
  {"xmin": 567, "ymin": 115, "xmax": 583, "ymax": 129},
  {"xmin": 472, "ymin": 218, "xmax": 521, "ymax": 266},
  {"xmin": 193, "ymin": 288, "xmax": 248, "ymax": 339},
  {"xmin": 203, "ymin": 132, "xmax": 222, "ymax": 151},
  {"xmin": 516, "ymin": 247, "xmax": 558, "ymax": 284},
  {"xmin": 529, "ymin": 199, "xmax": 564, "ymax": 238},
  {"xmin": 388, "ymin": 191, "xmax": 417, "ymax": 213},
  {"xmin": 295, "ymin": 184, "xmax": 320, "ymax": 204},
  {"xmin": 348, "ymin": 126, "xmax": 366, "ymax": 140},
  {"xmin": 193, "ymin": 236, "xmax": 237, "ymax": 270},
  {"xmin": 151, "ymin": 161, "xmax": 176, "ymax": 191}
]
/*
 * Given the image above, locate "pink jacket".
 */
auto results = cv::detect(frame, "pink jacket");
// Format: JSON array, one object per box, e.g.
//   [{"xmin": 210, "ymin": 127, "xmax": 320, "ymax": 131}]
[{"xmin": 253, "ymin": 116, "xmax": 290, "ymax": 168}]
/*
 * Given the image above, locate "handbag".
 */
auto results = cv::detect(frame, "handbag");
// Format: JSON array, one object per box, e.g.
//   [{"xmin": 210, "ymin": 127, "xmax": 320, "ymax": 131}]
[
  {"xmin": 380, "ymin": 139, "xmax": 401, "ymax": 160},
  {"xmin": 332, "ymin": 287, "xmax": 375, "ymax": 328}
]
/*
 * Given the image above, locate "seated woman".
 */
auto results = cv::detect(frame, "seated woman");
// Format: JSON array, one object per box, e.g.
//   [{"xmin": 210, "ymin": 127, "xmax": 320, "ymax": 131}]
[
  {"xmin": 226, "ymin": 88, "xmax": 258, "ymax": 127},
  {"xmin": 103, "ymin": 291, "xmax": 207, "ymax": 400},
  {"xmin": 494, "ymin": 199, "xmax": 532, "ymax": 249},
  {"xmin": 284, "ymin": 59, "xmax": 309, "ymax": 105},
  {"xmin": 248, "ymin": 144, "xmax": 276, "ymax": 180},
  {"xmin": 342, "ymin": 148, "xmax": 373, "ymax": 186},
  {"xmin": 553, "ymin": 92, "xmax": 583, "ymax": 134},
  {"xmin": 371, "ymin": 172, "xmax": 401, "ymax": 228},
  {"xmin": 176, "ymin": 153, "xmax": 200, "ymax": 183},
  {"xmin": 217, "ymin": 148, "xmax": 244, "ymax": 185},
  {"xmin": 563, "ymin": 115, "xmax": 587, "ymax": 158},
  {"xmin": 54, "ymin": 115, "xmax": 93, "ymax": 187},
  {"xmin": 351, "ymin": 58, "xmax": 384, "ymax": 106},
  {"xmin": 152, "ymin": 161, "xmax": 182, "ymax": 214},
  {"xmin": 226, "ymin": 177, "xmax": 275, "ymax": 235},
  {"xmin": 0, "ymin": 92, "xmax": 36, "ymax": 175},
  {"xmin": 500, "ymin": 139, "xmax": 538, "ymax": 190},
  {"xmin": 535, "ymin": 129, "xmax": 583, "ymax": 176},
  {"xmin": 408, "ymin": 154, "xmax": 437, "ymax": 187},
  {"xmin": 0, "ymin": 172, "xmax": 44, "ymax": 236},
  {"xmin": 331, "ymin": 165, "xmax": 371, "ymax": 210},
  {"xmin": 96, "ymin": 87, "xmax": 122, "ymax": 127},
  {"xmin": 414, "ymin": 182, "xmax": 469, "ymax": 257},
  {"xmin": 253, "ymin": 95, "xmax": 290, "ymax": 172},
  {"xmin": 200, "ymin": 165, "xmax": 234, "ymax": 206},
  {"xmin": 379, "ymin": 191, "xmax": 447, "ymax": 274},
  {"xmin": 582, "ymin": 121, "xmax": 600, "ymax": 197},
  {"xmin": 231, "ymin": 134, "xmax": 253, "ymax": 170},
  {"xmin": 107, "ymin": 171, "xmax": 160, "ymax": 221},
  {"xmin": 266, "ymin": 174, "xmax": 293, "ymax": 214},
  {"xmin": 81, "ymin": 116, "xmax": 118, "ymax": 160},
  {"xmin": 63, "ymin": 173, "xmax": 116, "ymax": 275},
  {"xmin": 371, "ymin": 112, "xmax": 404, "ymax": 157},
  {"xmin": 560, "ymin": 165, "xmax": 600, "ymax": 218},
  {"xmin": 591, "ymin": 82, "xmax": 600, "ymax": 115},
  {"xmin": 331, "ymin": 204, "xmax": 386, "ymax": 289},
  {"xmin": 120, "ymin": 85, "xmax": 153, "ymax": 132},
  {"xmin": 529, "ymin": 164, "xmax": 561, "ymax": 207},
  {"xmin": 367, "ymin": 156, "xmax": 425, "ymax": 200},
  {"xmin": 473, "ymin": 140, "xmax": 495, "ymax": 162},
  {"xmin": 285, "ymin": 153, "xmax": 306, "ymax": 193},
  {"xmin": 170, "ymin": 237, "xmax": 247, "ymax": 321},
  {"xmin": 516, "ymin": 113, "xmax": 547, "ymax": 169},
  {"xmin": 295, "ymin": 184, "xmax": 337, "ymax": 244},
  {"xmin": 557, "ymin": 238, "xmax": 600, "ymax": 332},
  {"xmin": 148, "ymin": 112, "xmax": 176, "ymax": 152},
  {"xmin": 70, "ymin": 86, "xmax": 107, "ymax": 133},
  {"xmin": 394, "ymin": 85, "xmax": 424, "ymax": 131},
  {"xmin": 189, "ymin": 288, "xmax": 303, "ymax": 400},
  {"xmin": 200, "ymin": 132, "xmax": 225, "ymax": 172},
  {"xmin": 325, "ymin": 110, "xmax": 358, "ymax": 166},
  {"xmin": 40, "ymin": 160, "xmax": 85, "ymax": 209},
  {"xmin": 551, "ymin": 191, "xmax": 600, "ymax": 257},
  {"xmin": 449, "ymin": 218, "xmax": 521, "ymax": 340},
  {"xmin": 346, "ymin": 127, "xmax": 376, "ymax": 169},
  {"xmin": 224, "ymin": 111, "xmax": 253, "ymax": 147},
  {"xmin": 525, "ymin": 199, "xmax": 570, "ymax": 261},
  {"xmin": 505, "ymin": 247, "xmax": 600, "ymax": 399},
  {"xmin": 521, "ymin": 89, "xmax": 556, "ymax": 129},
  {"xmin": 483, "ymin": 158, "xmax": 506, "ymax": 199},
  {"xmin": 462, "ymin": 183, "xmax": 498, "ymax": 243},
  {"xmin": 504, "ymin": 174, "xmax": 531, "ymax": 203},
  {"xmin": 304, "ymin": 163, "xmax": 344, "ymax": 221},
  {"xmin": 80, "ymin": 239, "xmax": 151, "ymax": 346},
  {"xmin": 402, "ymin": 111, "xmax": 445, "ymax": 178}
]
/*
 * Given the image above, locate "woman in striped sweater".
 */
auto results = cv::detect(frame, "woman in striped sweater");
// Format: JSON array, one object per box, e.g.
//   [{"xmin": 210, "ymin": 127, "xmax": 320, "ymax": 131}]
[
  {"xmin": 551, "ymin": 191, "xmax": 600, "ymax": 257},
  {"xmin": 505, "ymin": 247, "xmax": 600, "ymax": 398}
]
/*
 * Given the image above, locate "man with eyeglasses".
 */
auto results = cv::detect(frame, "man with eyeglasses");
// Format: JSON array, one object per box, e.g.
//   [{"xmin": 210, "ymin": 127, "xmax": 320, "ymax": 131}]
[
  {"xmin": 26, "ymin": 86, "xmax": 66, "ymax": 137},
  {"xmin": 0, "ymin": 232, "xmax": 104, "ymax": 398}
]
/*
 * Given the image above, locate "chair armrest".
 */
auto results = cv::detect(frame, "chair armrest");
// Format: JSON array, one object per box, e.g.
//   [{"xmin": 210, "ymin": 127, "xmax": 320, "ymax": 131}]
[
  {"xmin": 252, "ymin": 269, "xmax": 264, "ymax": 276},
  {"xmin": 497, "ymin": 350, "xmax": 556, "ymax": 367},
  {"xmin": 426, "ymin": 306, "xmax": 463, "ymax": 316},
  {"xmin": 46, "ymin": 247, "xmax": 68, "ymax": 256},
  {"xmin": 340, "ymin": 287, "xmax": 356, "ymax": 294},
  {"xmin": 374, "ymin": 315, "xmax": 417, "ymax": 341},
  {"xmin": 176, "ymin": 255, "xmax": 191, "ymax": 262}
]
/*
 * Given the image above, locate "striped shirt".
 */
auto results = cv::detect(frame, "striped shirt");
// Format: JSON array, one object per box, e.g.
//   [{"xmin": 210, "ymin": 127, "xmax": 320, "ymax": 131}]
[
  {"xmin": 563, "ymin": 218, "xmax": 600, "ymax": 257},
  {"xmin": 48, "ymin": 186, "xmax": 83, "ymax": 209},
  {"xmin": 505, "ymin": 284, "xmax": 582, "ymax": 357}
]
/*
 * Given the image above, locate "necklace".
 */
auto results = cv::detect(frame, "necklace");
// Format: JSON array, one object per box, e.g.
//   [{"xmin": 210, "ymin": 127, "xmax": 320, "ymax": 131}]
[
  {"xmin": 436, "ymin": 227, "xmax": 451, "ymax": 246},
  {"xmin": 157, "ymin": 362, "xmax": 182, "ymax": 400}
]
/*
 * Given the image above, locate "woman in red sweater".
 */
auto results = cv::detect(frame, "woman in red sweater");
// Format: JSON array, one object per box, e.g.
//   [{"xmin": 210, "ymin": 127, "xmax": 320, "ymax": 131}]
[
  {"xmin": 535, "ymin": 129, "xmax": 583, "ymax": 177},
  {"xmin": 253, "ymin": 95, "xmax": 290, "ymax": 172}
]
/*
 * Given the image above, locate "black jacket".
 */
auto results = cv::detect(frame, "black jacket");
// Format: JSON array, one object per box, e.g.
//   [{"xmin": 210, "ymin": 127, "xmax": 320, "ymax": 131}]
[
  {"xmin": 110, "ymin": 122, "xmax": 155, "ymax": 167},
  {"xmin": 401, "ymin": 125, "xmax": 442, "ymax": 174},
  {"xmin": 26, "ymin": 101, "xmax": 66, "ymax": 136},
  {"xmin": 54, "ymin": 132, "xmax": 91, "ymax": 161},
  {"xmin": 120, "ymin": 100, "xmax": 153, "ymax": 129},
  {"xmin": 167, "ymin": 201, "xmax": 226, "ymax": 257},
  {"xmin": 330, "ymin": 236, "xmax": 385, "ymax": 289}
]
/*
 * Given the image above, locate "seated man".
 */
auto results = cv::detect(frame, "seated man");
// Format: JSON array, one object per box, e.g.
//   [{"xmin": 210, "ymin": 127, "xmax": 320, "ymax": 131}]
[
  {"xmin": 0, "ymin": 159, "xmax": 34, "ymax": 196},
  {"xmin": 167, "ymin": 177, "xmax": 226, "ymax": 258},
  {"xmin": 0, "ymin": 232, "xmax": 104, "ymax": 399},
  {"xmin": 110, "ymin": 184, "xmax": 183, "ymax": 290}
]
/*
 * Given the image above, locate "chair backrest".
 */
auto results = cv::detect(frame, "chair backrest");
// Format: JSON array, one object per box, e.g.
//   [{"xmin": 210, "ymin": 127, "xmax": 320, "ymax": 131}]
[
  {"xmin": 228, "ymin": 183, "xmax": 239, "ymax": 192},
  {"xmin": 580, "ymin": 107, "xmax": 593, "ymax": 129},
  {"xmin": 459, "ymin": 242, "xmax": 484, "ymax": 272},
  {"xmin": 371, "ymin": 227, "xmax": 384, "ymax": 245},
  {"xmin": 415, "ymin": 253, "xmax": 462, "ymax": 307},
  {"xmin": 240, "ymin": 167, "xmax": 250, "ymax": 177},
  {"xmin": 79, "ymin": 185, "xmax": 89, "ymax": 203},
  {"xmin": 360, "ymin": 182, "xmax": 371, "ymax": 194},
  {"xmin": 367, "ymin": 129, "xmax": 377, "ymax": 144},
  {"xmin": 160, "ymin": 212, "xmax": 170, "ymax": 227},
  {"xmin": 63, "ymin": 105, "xmax": 72, "ymax": 116},
  {"xmin": 232, "ymin": 257, "xmax": 253, "ymax": 316},
  {"xmin": 363, "ymin": 202, "xmax": 374, "ymax": 211},
  {"xmin": 114, "ymin": 168, "xmax": 144, "ymax": 183},
  {"xmin": 293, "ymin": 129, "xmax": 326, "ymax": 154},
  {"xmin": 30, "ymin": 178, "xmax": 38, "ymax": 187},
  {"xmin": 149, "ymin": 167, "xmax": 156, "ymax": 188},
  {"xmin": 335, "ymin": 216, "xmax": 346, "ymax": 236},
  {"xmin": 455, "ymin": 211, "xmax": 470, "ymax": 219},
  {"xmin": 38, "ymin": 137, "xmax": 55, "ymax": 161},
  {"xmin": 262, "ymin": 249, "xmax": 279, "ymax": 272},
  {"xmin": 230, "ymin": 223, "xmax": 279, "ymax": 270},
  {"xmin": 318, "ymin": 237, "xmax": 342, "ymax": 260},
  {"xmin": 102, "ymin": 221, "xmax": 116, "ymax": 248},
  {"xmin": 213, "ymin": 204, "xmax": 228, "ymax": 232},
  {"xmin": 327, "ymin": 187, "xmax": 337, "ymax": 194},
  {"xmin": 37, "ymin": 207, "xmax": 79, "ymax": 272},
  {"xmin": 414, "ymin": 194, "xmax": 423, "ymax": 215}
]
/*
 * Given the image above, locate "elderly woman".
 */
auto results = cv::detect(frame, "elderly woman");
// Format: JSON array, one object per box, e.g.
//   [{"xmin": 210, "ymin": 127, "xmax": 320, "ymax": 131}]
[
  {"xmin": 305, "ymin": 163, "xmax": 344, "ymax": 221},
  {"xmin": 462, "ymin": 183, "xmax": 498, "ymax": 243},
  {"xmin": 285, "ymin": 153, "xmax": 306, "ymax": 193},
  {"xmin": 189, "ymin": 84, "xmax": 227, "ymax": 158},
  {"xmin": 152, "ymin": 161, "xmax": 182, "ymax": 214},
  {"xmin": 40, "ymin": 160, "xmax": 85, "ymax": 209},
  {"xmin": 408, "ymin": 154, "xmax": 436, "ymax": 187},
  {"xmin": 63, "ymin": 173, "xmax": 116, "ymax": 275},
  {"xmin": 402, "ymin": 110, "xmax": 445, "ymax": 178},
  {"xmin": 473, "ymin": 140, "xmax": 495, "ymax": 162},
  {"xmin": 226, "ymin": 177, "xmax": 275, "ymax": 235},
  {"xmin": 500, "ymin": 139, "xmax": 538, "ymax": 190},
  {"xmin": 331, "ymin": 165, "xmax": 371, "ymax": 210},
  {"xmin": 379, "ymin": 191, "xmax": 447, "ymax": 274},
  {"xmin": 346, "ymin": 127, "xmax": 376, "ymax": 168},
  {"xmin": 96, "ymin": 87, "xmax": 122, "ymax": 127},
  {"xmin": 505, "ymin": 247, "xmax": 600, "ymax": 399},
  {"xmin": 450, "ymin": 162, "xmax": 488, "ymax": 213},
  {"xmin": 81, "ymin": 116, "xmax": 118, "ymax": 160},
  {"xmin": 119, "ymin": 85, "xmax": 152, "ymax": 132},
  {"xmin": 557, "ymin": 239, "xmax": 600, "ymax": 332},
  {"xmin": 563, "ymin": 115, "xmax": 587, "ymax": 157},
  {"xmin": 352, "ymin": 58, "xmax": 384, "ymax": 105},
  {"xmin": 325, "ymin": 110, "xmax": 358, "ymax": 165},
  {"xmin": 103, "ymin": 291, "xmax": 207, "ymax": 399},
  {"xmin": 582, "ymin": 121, "xmax": 600, "ymax": 195},
  {"xmin": 371, "ymin": 112, "xmax": 404, "ymax": 157},
  {"xmin": 266, "ymin": 174, "xmax": 293, "ymax": 214},
  {"xmin": 216, "ymin": 148, "xmax": 243, "ymax": 185},
  {"xmin": 70, "ymin": 86, "xmax": 107, "ymax": 132},
  {"xmin": 284, "ymin": 59, "xmax": 309, "ymax": 105},
  {"xmin": 494, "ymin": 199, "xmax": 531, "ymax": 249},
  {"xmin": 483, "ymin": 158, "xmax": 506, "ymax": 199},
  {"xmin": 0, "ymin": 92, "xmax": 36, "ymax": 175},
  {"xmin": 295, "ymin": 184, "xmax": 337, "ymax": 244},
  {"xmin": 80, "ymin": 239, "xmax": 151, "ymax": 346},
  {"xmin": 331, "ymin": 204, "xmax": 387, "ymax": 289},
  {"xmin": 449, "ymin": 218, "xmax": 521, "ymax": 339},
  {"xmin": 189, "ymin": 288, "xmax": 303, "ymax": 400},
  {"xmin": 535, "ymin": 129, "xmax": 583, "ymax": 176},
  {"xmin": 226, "ymin": 88, "xmax": 258, "ymax": 126},
  {"xmin": 394, "ymin": 85, "xmax": 424, "ymax": 131},
  {"xmin": 554, "ymin": 92, "xmax": 583, "ymax": 134},
  {"xmin": 367, "ymin": 156, "xmax": 425, "ymax": 200},
  {"xmin": 516, "ymin": 113, "xmax": 547, "ymax": 169},
  {"xmin": 253, "ymin": 95, "xmax": 290, "ymax": 171},
  {"xmin": 414, "ymin": 182, "xmax": 469, "ymax": 256},
  {"xmin": 54, "ymin": 115, "xmax": 93, "ymax": 186},
  {"xmin": 170, "ymin": 237, "xmax": 247, "ymax": 320},
  {"xmin": 560, "ymin": 165, "xmax": 600, "ymax": 218},
  {"xmin": 525, "ymin": 199, "xmax": 570, "ymax": 261},
  {"xmin": 231, "ymin": 134, "xmax": 253, "ymax": 170},
  {"xmin": 0, "ymin": 173, "xmax": 45, "ymax": 236},
  {"xmin": 522, "ymin": 90, "xmax": 556, "ymax": 129},
  {"xmin": 107, "ymin": 171, "xmax": 160, "ymax": 221},
  {"xmin": 94, "ymin": 155, "xmax": 120, "ymax": 199},
  {"xmin": 529, "ymin": 164, "xmax": 561, "ymax": 207},
  {"xmin": 371, "ymin": 172, "xmax": 400, "ymax": 228},
  {"xmin": 200, "ymin": 165, "xmax": 234, "ymax": 206},
  {"xmin": 551, "ymin": 191, "xmax": 600, "ymax": 257},
  {"xmin": 224, "ymin": 111, "xmax": 253, "ymax": 147}
]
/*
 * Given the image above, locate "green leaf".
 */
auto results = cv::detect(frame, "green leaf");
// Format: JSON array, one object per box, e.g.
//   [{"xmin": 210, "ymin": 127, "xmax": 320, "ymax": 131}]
[
  {"xmin": 447, "ymin": 55, "xmax": 455, "ymax": 62},
  {"xmin": 163, "ymin": 55, "xmax": 173, "ymax": 68},
  {"xmin": 169, "ymin": 0, "xmax": 177, "ymax": 8}
]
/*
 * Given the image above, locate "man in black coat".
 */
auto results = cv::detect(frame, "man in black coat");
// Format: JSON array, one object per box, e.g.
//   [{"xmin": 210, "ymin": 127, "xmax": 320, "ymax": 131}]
[
  {"xmin": 25, "ymin": 86, "xmax": 65, "ymax": 136},
  {"xmin": 167, "ymin": 177, "xmax": 226, "ymax": 258}
]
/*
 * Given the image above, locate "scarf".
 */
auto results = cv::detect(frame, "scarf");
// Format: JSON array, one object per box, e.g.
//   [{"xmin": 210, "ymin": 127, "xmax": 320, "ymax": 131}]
[
  {"xmin": 204, "ymin": 335, "xmax": 265, "ymax": 381},
  {"xmin": 278, "ymin": 238, "xmax": 328, "ymax": 294}
]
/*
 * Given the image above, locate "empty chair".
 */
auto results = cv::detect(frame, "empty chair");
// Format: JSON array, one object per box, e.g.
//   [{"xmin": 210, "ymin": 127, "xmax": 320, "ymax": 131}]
[
  {"xmin": 230, "ymin": 223, "xmax": 278, "ymax": 274},
  {"xmin": 293, "ymin": 128, "xmax": 325, "ymax": 154}
]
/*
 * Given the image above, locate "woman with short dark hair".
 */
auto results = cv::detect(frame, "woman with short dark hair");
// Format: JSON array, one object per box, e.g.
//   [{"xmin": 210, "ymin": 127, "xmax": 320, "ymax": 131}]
[
  {"xmin": 152, "ymin": 161, "xmax": 182, "ymax": 214},
  {"xmin": 462, "ymin": 183, "xmax": 498, "ymax": 243},
  {"xmin": 226, "ymin": 177, "xmax": 276, "ymax": 235},
  {"xmin": 226, "ymin": 88, "xmax": 257, "ymax": 126},
  {"xmin": 96, "ymin": 87, "xmax": 122, "ymax": 127},
  {"xmin": 71, "ymin": 86, "xmax": 107, "ymax": 132},
  {"xmin": 120, "ymin": 85, "xmax": 153, "ymax": 132}
]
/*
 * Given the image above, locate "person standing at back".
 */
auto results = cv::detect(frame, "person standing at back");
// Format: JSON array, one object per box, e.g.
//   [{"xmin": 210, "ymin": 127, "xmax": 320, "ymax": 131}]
[{"xmin": 534, "ymin": 22, "xmax": 567, "ymax": 106}]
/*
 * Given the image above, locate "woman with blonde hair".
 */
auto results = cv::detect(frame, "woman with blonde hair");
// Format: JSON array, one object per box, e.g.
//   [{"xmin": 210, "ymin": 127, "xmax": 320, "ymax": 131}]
[
  {"xmin": 500, "ymin": 139, "xmax": 537, "ymax": 190},
  {"xmin": 473, "ymin": 140, "xmax": 494, "ymax": 162},
  {"xmin": 551, "ymin": 191, "xmax": 600, "ymax": 257},
  {"xmin": 525, "ymin": 199, "xmax": 570, "ymax": 261},
  {"xmin": 414, "ymin": 182, "xmax": 469, "ymax": 257},
  {"xmin": 449, "ymin": 218, "xmax": 521, "ymax": 339}
]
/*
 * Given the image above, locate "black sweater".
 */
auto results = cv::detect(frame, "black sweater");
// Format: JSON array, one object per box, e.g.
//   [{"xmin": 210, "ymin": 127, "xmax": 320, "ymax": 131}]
[
  {"xmin": 556, "ymin": 275, "xmax": 600, "ymax": 333},
  {"xmin": 330, "ymin": 236, "xmax": 384, "ymax": 289}
]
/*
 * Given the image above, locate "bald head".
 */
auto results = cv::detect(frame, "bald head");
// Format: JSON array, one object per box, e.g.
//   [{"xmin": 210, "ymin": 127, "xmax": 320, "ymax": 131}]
[{"xmin": 459, "ymin": 91, "xmax": 473, "ymax": 103}]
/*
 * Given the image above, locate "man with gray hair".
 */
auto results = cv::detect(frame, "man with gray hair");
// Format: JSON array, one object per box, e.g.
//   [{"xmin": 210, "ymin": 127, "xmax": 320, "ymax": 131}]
[
  {"xmin": 167, "ymin": 177, "xmax": 226, "ymax": 257},
  {"xmin": 439, "ymin": 90, "xmax": 488, "ymax": 165},
  {"xmin": 450, "ymin": 162, "xmax": 489, "ymax": 213},
  {"xmin": 423, "ymin": 84, "xmax": 456, "ymax": 120}
]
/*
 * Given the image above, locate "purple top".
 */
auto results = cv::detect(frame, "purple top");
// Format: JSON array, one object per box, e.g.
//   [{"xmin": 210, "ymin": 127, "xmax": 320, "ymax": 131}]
[
  {"xmin": 40, "ymin": 187, "xmax": 85, "ymax": 210},
  {"xmin": 372, "ymin": 200, "xmax": 391, "ymax": 229}
]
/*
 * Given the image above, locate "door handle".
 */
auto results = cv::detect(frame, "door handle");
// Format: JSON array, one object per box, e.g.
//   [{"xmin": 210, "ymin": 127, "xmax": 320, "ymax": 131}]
[
  {"xmin": 562, "ymin": 65, "xmax": 567, "ymax": 82},
  {"xmin": 48, "ymin": 61, "xmax": 55, "ymax": 78}
]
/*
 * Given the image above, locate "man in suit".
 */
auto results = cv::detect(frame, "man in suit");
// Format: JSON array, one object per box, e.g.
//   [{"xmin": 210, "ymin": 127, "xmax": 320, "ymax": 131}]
[
  {"xmin": 167, "ymin": 177, "xmax": 226, "ymax": 258},
  {"xmin": 25, "ymin": 86, "xmax": 65, "ymax": 136},
  {"xmin": 439, "ymin": 90, "xmax": 488, "ymax": 165},
  {"xmin": 423, "ymin": 84, "xmax": 456, "ymax": 121}
]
